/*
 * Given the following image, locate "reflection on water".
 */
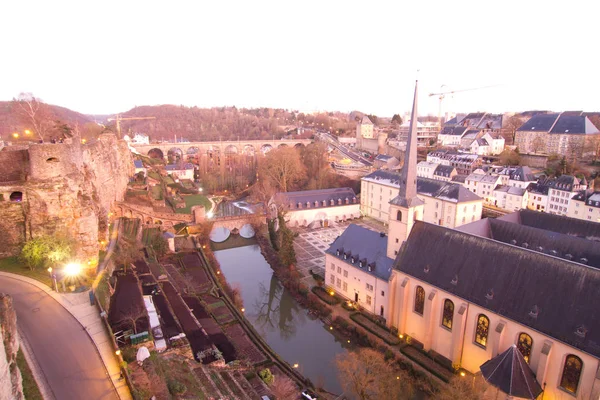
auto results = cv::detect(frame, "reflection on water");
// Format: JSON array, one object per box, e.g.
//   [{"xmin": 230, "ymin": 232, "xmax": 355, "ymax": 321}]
[{"xmin": 215, "ymin": 245, "xmax": 346, "ymax": 394}]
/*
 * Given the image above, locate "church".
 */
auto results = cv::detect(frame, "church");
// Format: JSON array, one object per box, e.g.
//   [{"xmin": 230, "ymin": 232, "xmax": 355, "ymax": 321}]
[{"xmin": 325, "ymin": 81, "xmax": 600, "ymax": 399}]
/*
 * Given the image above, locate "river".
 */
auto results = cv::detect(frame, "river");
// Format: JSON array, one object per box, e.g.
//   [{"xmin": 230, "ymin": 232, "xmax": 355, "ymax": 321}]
[{"xmin": 214, "ymin": 244, "xmax": 347, "ymax": 394}]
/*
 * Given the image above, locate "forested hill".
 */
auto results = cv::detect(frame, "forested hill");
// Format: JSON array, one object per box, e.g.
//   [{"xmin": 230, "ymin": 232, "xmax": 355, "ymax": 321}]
[
  {"xmin": 0, "ymin": 101, "xmax": 94, "ymax": 139},
  {"xmin": 98, "ymin": 105, "xmax": 355, "ymax": 142}
]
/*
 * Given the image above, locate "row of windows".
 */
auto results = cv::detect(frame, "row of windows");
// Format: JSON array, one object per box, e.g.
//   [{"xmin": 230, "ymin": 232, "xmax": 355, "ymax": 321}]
[{"xmin": 412, "ymin": 286, "xmax": 584, "ymax": 395}]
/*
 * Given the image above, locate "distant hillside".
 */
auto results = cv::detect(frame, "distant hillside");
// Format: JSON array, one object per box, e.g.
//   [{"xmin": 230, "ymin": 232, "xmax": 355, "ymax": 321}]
[
  {"xmin": 0, "ymin": 101, "xmax": 94, "ymax": 140},
  {"xmin": 103, "ymin": 105, "xmax": 354, "ymax": 142}
]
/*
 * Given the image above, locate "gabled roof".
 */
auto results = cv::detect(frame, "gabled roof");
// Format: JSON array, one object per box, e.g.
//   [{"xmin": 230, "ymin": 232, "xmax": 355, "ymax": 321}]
[
  {"xmin": 361, "ymin": 115, "xmax": 374, "ymax": 125},
  {"xmin": 475, "ymin": 138, "xmax": 489, "ymax": 146},
  {"xmin": 440, "ymin": 126, "xmax": 469, "ymax": 136},
  {"xmin": 466, "ymin": 173, "xmax": 501, "ymax": 185},
  {"xmin": 572, "ymin": 190, "xmax": 600, "ymax": 208},
  {"xmin": 509, "ymin": 166, "xmax": 536, "ymax": 182},
  {"xmin": 326, "ymin": 224, "xmax": 394, "ymax": 281},
  {"xmin": 517, "ymin": 113, "xmax": 560, "ymax": 131},
  {"xmin": 394, "ymin": 221, "xmax": 600, "ymax": 358},
  {"xmin": 550, "ymin": 115, "xmax": 600, "ymax": 134},
  {"xmin": 545, "ymin": 175, "xmax": 581, "ymax": 192},
  {"xmin": 272, "ymin": 187, "xmax": 358, "ymax": 209},
  {"xmin": 433, "ymin": 164, "xmax": 455, "ymax": 177},
  {"xmin": 507, "ymin": 186, "xmax": 526, "ymax": 196}
]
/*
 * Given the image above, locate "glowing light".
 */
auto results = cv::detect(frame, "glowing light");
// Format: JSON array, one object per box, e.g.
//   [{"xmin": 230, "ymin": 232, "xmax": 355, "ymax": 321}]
[
  {"xmin": 81, "ymin": 139, "xmax": 87, "ymax": 144},
  {"xmin": 207, "ymin": 211, "xmax": 214, "ymax": 219},
  {"xmin": 115, "ymin": 350, "xmax": 121, "ymax": 356},
  {"xmin": 64, "ymin": 262, "xmax": 81, "ymax": 277},
  {"xmin": 241, "ymin": 308, "xmax": 245, "ymax": 312},
  {"xmin": 216, "ymin": 271, "xmax": 220, "ymax": 275},
  {"xmin": 399, "ymin": 334, "xmax": 403, "ymax": 339},
  {"xmin": 329, "ymin": 291, "xmax": 334, "ymax": 296},
  {"xmin": 12, "ymin": 133, "xmax": 19, "ymax": 138},
  {"xmin": 347, "ymin": 340, "xmax": 350, "ymax": 343},
  {"xmin": 24, "ymin": 130, "xmax": 31, "ymax": 135},
  {"xmin": 460, "ymin": 372, "xmax": 466, "ymax": 377},
  {"xmin": 396, "ymin": 376, "xmax": 400, "ymax": 380},
  {"xmin": 293, "ymin": 363, "xmax": 299, "ymax": 368},
  {"xmin": 329, "ymin": 326, "xmax": 333, "ymax": 330},
  {"xmin": 47, "ymin": 267, "xmax": 52, "ymax": 273}
]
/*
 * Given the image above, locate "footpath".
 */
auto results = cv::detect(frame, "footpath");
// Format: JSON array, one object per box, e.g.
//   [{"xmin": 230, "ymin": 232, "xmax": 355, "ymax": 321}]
[{"xmin": 0, "ymin": 272, "xmax": 133, "ymax": 400}]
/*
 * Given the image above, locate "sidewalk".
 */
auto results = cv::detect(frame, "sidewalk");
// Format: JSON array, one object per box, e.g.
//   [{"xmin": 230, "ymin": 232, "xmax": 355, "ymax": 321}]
[{"xmin": 0, "ymin": 272, "xmax": 132, "ymax": 400}]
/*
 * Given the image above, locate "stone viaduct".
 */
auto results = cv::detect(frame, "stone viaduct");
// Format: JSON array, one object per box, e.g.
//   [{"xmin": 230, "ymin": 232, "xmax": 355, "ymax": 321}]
[{"xmin": 130, "ymin": 139, "xmax": 312, "ymax": 159}]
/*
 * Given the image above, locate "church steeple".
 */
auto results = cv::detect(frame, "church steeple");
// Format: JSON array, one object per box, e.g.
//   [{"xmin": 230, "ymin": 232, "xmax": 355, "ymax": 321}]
[
  {"xmin": 387, "ymin": 80, "xmax": 424, "ymax": 259},
  {"xmin": 393, "ymin": 80, "xmax": 421, "ymax": 207}
]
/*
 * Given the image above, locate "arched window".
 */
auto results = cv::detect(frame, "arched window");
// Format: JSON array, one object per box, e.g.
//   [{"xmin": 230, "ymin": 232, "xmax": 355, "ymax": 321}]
[
  {"xmin": 397, "ymin": 210, "xmax": 402, "ymax": 221},
  {"xmin": 9, "ymin": 192, "xmax": 23, "ymax": 202},
  {"xmin": 442, "ymin": 299, "xmax": 454, "ymax": 330},
  {"xmin": 414, "ymin": 286, "xmax": 425, "ymax": 315},
  {"xmin": 560, "ymin": 355, "xmax": 583, "ymax": 394},
  {"xmin": 517, "ymin": 333, "xmax": 533, "ymax": 363},
  {"xmin": 475, "ymin": 314, "xmax": 489, "ymax": 347}
]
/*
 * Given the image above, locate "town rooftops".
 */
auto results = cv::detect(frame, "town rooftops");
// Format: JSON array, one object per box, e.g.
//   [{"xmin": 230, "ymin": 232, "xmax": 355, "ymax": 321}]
[
  {"xmin": 517, "ymin": 113, "xmax": 560, "ymax": 131},
  {"xmin": 494, "ymin": 185, "xmax": 527, "ymax": 196},
  {"xmin": 271, "ymin": 187, "xmax": 358, "ymax": 210},
  {"xmin": 363, "ymin": 170, "xmax": 481, "ymax": 203},
  {"xmin": 375, "ymin": 154, "xmax": 396, "ymax": 162},
  {"xmin": 572, "ymin": 191, "xmax": 600, "ymax": 208},
  {"xmin": 417, "ymin": 161, "xmax": 439, "ymax": 170},
  {"xmin": 545, "ymin": 175, "xmax": 582, "ymax": 192},
  {"xmin": 475, "ymin": 138, "xmax": 489, "ymax": 146},
  {"xmin": 134, "ymin": 160, "xmax": 144, "ymax": 168},
  {"xmin": 394, "ymin": 220, "xmax": 600, "ymax": 358},
  {"xmin": 502, "ymin": 209, "xmax": 600, "ymax": 241},
  {"xmin": 466, "ymin": 173, "xmax": 500, "ymax": 185},
  {"xmin": 440, "ymin": 126, "xmax": 469, "ymax": 136},
  {"xmin": 508, "ymin": 166, "xmax": 536, "ymax": 182},
  {"xmin": 326, "ymin": 224, "xmax": 394, "ymax": 281}
]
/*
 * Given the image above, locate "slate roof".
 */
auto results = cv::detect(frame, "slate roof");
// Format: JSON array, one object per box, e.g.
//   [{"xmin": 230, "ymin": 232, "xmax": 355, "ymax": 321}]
[
  {"xmin": 550, "ymin": 115, "xmax": 599, "ymax": 134},
  {"xmin": 466, "ymin": 173, "xmax": 500, "ymax": 185},
  {"xmin": 394, "ymin": 221, "xmax": 600, "ymax": 358},
  {"xmin": 546, "ymin": 175, "xmax": 581, "ymax": 192},
  {"xmin": 488, "ymin": 218, "xmax": 600, "ymax": 269},
  {"xmin": 375, "ymin": 154, "xmax": 395, "ymax": 162},
  {"xmin": 440, "ymin": 126, "xmax": 468, "ymax": 136},
  {"xmin": 527, "ymin": 182, "xmax": 550, "ymax": 196},
  {"xmin": 272, "ymin": 187, "xmax": 358, "ymax": 210},
  {"xmin": 361, "ymin": 115, "xmax": 374, "ymax": 125},
  {"xmin": 572, "ymin": 191, "xmax": 600, "ymax": 208},
  {"xmin": 433, "ymin": 164, "xmax": 455, "ymax": 177},
  {"xmin": 509, "ymin": 166, "xmax": 536, "ymax": 182},
  {"xmin": 510, "ymin": 209, "xmax": 600, "ymax": 241},
  {"xmin": 326, "ymin": 224, "xmax": 394, "ymax": 281},
  {"xmin": 517, "ymin": 113, "xmax": 560, "ymax": 131},
  {"xmin": 476, "ymin": 114, "xmax": 503, "ymax": 130},
  {"xmin": 363, "ymin": 170, "xmax": 481, "ymax": 203},
  {"xmin": 480, "ymin": 345, "xmax": 543, "ymax": 399},
  {"xmin": 475, "ymin": 138, "xmax": 489, "ymax": 146}
]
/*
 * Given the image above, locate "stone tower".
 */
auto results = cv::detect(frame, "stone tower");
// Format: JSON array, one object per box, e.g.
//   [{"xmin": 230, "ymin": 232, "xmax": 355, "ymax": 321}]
[{"xmin": 387, "ymin": 80, "xmax": 424, "ymax": 259}]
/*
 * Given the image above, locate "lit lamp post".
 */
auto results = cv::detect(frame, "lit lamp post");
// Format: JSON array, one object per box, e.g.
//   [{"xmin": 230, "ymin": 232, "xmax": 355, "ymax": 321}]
[
  {"xmin": 47, "ymin": 267, "xmax": 58, "ymax": 292},
  {"xmin": 63, "ymin": 262, "xmax": 81, "ymax": 292}
]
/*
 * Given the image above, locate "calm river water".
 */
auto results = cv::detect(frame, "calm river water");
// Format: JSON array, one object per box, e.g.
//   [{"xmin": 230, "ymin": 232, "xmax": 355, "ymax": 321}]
[{"xmin": 215, "ymin": 244, "xmax": 347, "ymax": 394}]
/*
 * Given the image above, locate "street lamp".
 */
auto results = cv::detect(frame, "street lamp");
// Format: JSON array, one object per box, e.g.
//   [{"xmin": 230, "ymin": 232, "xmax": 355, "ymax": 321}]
[
  {"xmin": 65, "ymin": 262, "xmax": 81, "ymax": 277},
  {"xmin": 12, "ymin": 133, "xmax": 19, "ymax": 139}
]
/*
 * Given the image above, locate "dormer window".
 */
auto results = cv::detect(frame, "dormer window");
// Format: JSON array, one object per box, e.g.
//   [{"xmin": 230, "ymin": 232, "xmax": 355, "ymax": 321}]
[
  {"xmin": 338, "ymin": 199, "xmax": 342, "ymax": 205},
  {"xmin": 359, "ymin": 260, "xmax": 364, "ymax": 268},
  {"xmin": 345, "ymin": 198, "xmax": 349, "ymax": 204},
  {"xmin": 529, "ymin": 305, "xmax": 539, "ymax": 318},
  {"xmin": 485, "ymin": 289, "xmax": 494, "ymax": 300},
  {"xmin": 575, "ymin": 325, "xmax": 588, "ymax": 338},
  {"xmin": 289, "ymin": 202, "xmax": 294, "ymax": 209},
  {"xmin": 315, "ymin": 201, "xmax": 319, "ymax": 207},
  {"xmin": 451, "ymin": 275, "xmax": 458, "ymax": 285},
  {"xmin": 336, "ymin": 249, "xmax": 341, "ymax": 256},
  {"xmin": 306, "ymin": 201, "xmax": 311, "ymax": 208},
  {"xmin": 330, "ymin": 199, "xmax": 335, "ymax": 206},
  {"xmin": 298, "ymin": 202, "xmax": 302, "ymax": 209},
  {"xmin": 343, "ymin": 253, "xmax": 348, "ymax": 260},
  {"xmin": 351, "ymin": 256, "xmax": 355, "ymax": 264},
  {"xmin": 322, "ymin": 200, "xmax": 327, "ymax": 207}
]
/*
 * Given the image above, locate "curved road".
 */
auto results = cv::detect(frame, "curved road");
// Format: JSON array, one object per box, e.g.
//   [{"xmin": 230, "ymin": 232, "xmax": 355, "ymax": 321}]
[{"xmin": 0, "ymin": 276, "xmax": 118, "ymax": 400}]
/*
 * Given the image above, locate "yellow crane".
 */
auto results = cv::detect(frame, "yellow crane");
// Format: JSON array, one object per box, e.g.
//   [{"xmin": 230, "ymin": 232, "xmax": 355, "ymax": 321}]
[
  {"xmin": 107, "ymin": 114, "xmax": 156, "ymax": 137},
  {"xmin": 429, "ymin": 85, "xmax": 500, "ymax": 128}
]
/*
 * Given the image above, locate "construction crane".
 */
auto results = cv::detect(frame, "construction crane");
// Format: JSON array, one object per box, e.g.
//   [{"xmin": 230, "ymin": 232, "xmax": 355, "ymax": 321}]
[
  {"xmin": 107, "ymin": 114, "xmax": 156, "ymax": 137},
  {"xmin": 429, "ymin": 85, "xmax": 500, "ymax": 128}
]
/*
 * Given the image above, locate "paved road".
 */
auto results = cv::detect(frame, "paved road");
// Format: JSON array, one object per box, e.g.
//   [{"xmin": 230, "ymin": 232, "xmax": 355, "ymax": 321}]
[{"xmin": 0, "ymin": 276, "xmax": 118, "ymax": 400}]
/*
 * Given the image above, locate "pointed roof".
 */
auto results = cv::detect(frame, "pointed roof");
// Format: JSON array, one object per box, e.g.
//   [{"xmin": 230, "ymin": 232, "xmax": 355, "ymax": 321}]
[
  {"xmin": 480, "ymin": 345, "xmax": 543, "ymax": 399},
  {"xmin": 361, "ymin": 115, "xmax": 374, "ymax": 125},
  {"xmin": 392, "ymin": 80, "xmax": 423, "ymax": 208}
]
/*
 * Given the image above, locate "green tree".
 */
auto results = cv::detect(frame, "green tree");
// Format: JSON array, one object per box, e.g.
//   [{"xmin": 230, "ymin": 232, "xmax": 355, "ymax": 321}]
[
  {"xmin": 20, "ymin": 236, "xmax": 74, "ymax": 271},
  {"xmin": 391, "ymin": 114, "xmax": 403, "ymax": 126}
]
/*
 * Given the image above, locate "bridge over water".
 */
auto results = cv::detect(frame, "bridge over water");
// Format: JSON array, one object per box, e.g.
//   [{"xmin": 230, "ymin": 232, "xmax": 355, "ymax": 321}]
[{"xmin": 130, "ymin": 139, "xmax": 312, "ymax": 158}]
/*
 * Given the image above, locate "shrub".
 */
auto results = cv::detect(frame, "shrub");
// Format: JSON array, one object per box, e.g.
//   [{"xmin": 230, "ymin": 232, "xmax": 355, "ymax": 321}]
[
  {"xmin": 121, "ymin": 347, "xmax": 137, "ymax": 363},
  {"xmin": 168, "ymin": 380, "xmax": 187, "ymax": 395},
  {"xmin": 259, "ymin": 368, "xmax": 274, "ymax": 385},
  {"xmin": 311, "ymin": 286, "xmax": 340, "ymax": 305},
  {"xmin": 384, "ymin": 349, "xmax": 395, "ymax": 362}
]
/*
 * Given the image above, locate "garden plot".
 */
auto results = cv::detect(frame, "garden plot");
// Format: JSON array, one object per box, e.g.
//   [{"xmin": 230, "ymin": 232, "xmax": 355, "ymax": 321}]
[{"xmin": 223, "ymin": 323, "xmax": 267, "ymax": 365}]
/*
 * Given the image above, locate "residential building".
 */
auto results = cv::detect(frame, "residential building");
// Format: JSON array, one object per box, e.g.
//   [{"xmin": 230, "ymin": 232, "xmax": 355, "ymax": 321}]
[
  {"xmin": 492, "ymin": 185, "xmax": 529, "ymax": 211},
  {"xmin": 373, "ymin": 154, "xmax": 400, "ymax": 169},
  {"xmin": 397, "ymin": 118, "xmax": 438, "ymax": 147},
  {"xmin": 387, "ymin": 210, "xmax": 600, "ymax": 399},
  {"xmin": 426, "ymin": 150, "xmax": 481, "ymax": 175},
  {"xmin": 325, "ymin": 224, "xmax": 393, "ymax": 319},
  {"xmin": 432, "ymin": 165, "xmax": 456, "ymax": 182},
  {"xmin": 568, "ymin": 191, "xmax": 600, "ymax": 223},
  {"xmin": 464, "ymin": 173, "xmax": 502, "ymax": 203},
  {"xmin": 165, "ymin": 163, "xmax": 194, "ymax": 180},
  {"xmin": 269, "ymin": 187, "xmax": 360, "ymax": 227},
  {"xmin": 515, "ymin": 113, "xmax": 600, "ymax": 157},
  {"xmin": 526, "ymin": 181, "xmax": 549, "ymax": 212},
  {"xmin": 355, "ymin": 115, "xmax": 387, "ymax": 154},
  {"xmin": 361, "ymin": 170, "xmax": 482, "ymax": 228},
  {"xmin": 416, "ymin": 161, "xmax": 438, "ymax": 179},
  {"xmin": 437, "ymin": 126, "xmax": 468, "ymax": 147},
  {"xmin": 546, "ymin": 175, "xmax": 587, "ymax": 216}
]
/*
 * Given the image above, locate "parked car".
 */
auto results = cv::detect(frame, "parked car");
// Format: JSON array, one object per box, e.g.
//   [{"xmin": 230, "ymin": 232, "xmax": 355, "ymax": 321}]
[{"xmin": 301, "ymin": 389, "xmax": 318, "ymax": 400}]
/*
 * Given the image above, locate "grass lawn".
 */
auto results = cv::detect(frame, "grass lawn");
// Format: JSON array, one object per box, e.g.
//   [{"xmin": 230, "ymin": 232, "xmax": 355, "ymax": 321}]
[
  {"xmin": 17, "ymin": 349, "xmax": 43, "ymax": 400},
  {"xmin": 175, "ymin": 194, "xmax": 211, "ymax": 214},
  {"xmin": 0, "ymin": 257, "xmax": 52, "ymax": 288},
  {"xmin": 151, "ymin": 185, "xmax": 163, "ymax": 200}
]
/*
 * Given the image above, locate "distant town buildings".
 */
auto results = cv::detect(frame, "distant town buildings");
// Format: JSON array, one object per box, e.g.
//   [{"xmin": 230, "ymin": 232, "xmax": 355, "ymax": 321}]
[
  {"xmin": 165, "ymin": 163, "xmax": 195, "ymax": 180},
  {"xmin": 514, "ymin": 113, "xmax": 600, "ymax": 157},
  {"xmin": 396, "ymin": 118, "xmax": 438, "ymax": 147},
  {"xmin": 426, "ymin": 150, "xmax": 482, "ymax": 175},
  {"xmin": 568, "ymin": 191, "xmax": 600, "ymax": 223},
  {"xmin": 355, "ymin": 116, "xmax": 386, "ymax": 154}
]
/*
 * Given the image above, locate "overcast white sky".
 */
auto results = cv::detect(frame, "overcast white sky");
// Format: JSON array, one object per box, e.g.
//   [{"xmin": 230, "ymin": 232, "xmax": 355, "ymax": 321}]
[{"xmin": 1, "ymin": 0, "xmax": 598, "ymax": 117}]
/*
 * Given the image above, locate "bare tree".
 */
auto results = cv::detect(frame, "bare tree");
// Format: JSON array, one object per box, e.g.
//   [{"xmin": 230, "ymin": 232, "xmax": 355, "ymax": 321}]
[
  {"xmin": 258, "ymin": 147, "xmax": 306, "ymax": 192},
  {"xmin": 503, "ymin": 115, "xmax": 526, "ymax": 144},
  {"xmin": 335, "ymin": 348, "xmax": 413, "ymax": 400},
  {"xmin": 435, "ymin": 375, "xmax": 496, "ymax": 400},
  {"xmin": 268, "ymin": 376, "xmax": 297, "ymax": 400},
  {"xmin": 118, "ymin": 305, "xmax": 147, "ymax": 334},
  {"xmin": 12, "ymin": 93, "xmax": 54, "ymax": 141},
  {"xmin": 531, "ymin": 136, "xmax": 546, "ymax": 154}
]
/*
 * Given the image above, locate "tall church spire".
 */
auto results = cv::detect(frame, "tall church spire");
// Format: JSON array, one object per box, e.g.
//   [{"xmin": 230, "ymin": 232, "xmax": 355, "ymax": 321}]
[{"xmin": 396, "ymin": 80, "xmax": 420, "ymax": 204}]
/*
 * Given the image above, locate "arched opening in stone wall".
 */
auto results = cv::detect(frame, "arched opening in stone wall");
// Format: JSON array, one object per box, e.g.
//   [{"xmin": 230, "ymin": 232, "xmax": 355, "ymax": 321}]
[
  {"xmin": 10, "ymin": 192, "xmax": 23, "ymax": 202},
  {"xmin": 46, "ymin": 157, "xmax": 59, "ymax": 163},
  {"xmin": 260, "ymin": 144, "xmax": 273, "ymax": 154},
  {"xmin": 294, "ymin": 143, "xmax": 305, "ymax": 149},
  {"xmin": 167, "ymin": 148, "xmax": 183, "ymax": 164},
  {"xmin": 148, "ymin": 148, "xmax": 164, "ymax": 160}
]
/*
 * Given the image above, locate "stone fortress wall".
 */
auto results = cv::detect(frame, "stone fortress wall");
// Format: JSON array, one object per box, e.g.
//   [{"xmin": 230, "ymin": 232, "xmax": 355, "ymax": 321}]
[{"xmin": 0, "ymin": 134, "xmax": 133, "ymax": 262}]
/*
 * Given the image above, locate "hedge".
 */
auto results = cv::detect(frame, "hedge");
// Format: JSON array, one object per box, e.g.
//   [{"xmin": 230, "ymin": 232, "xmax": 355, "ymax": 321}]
[
  {"xmin": 311, "ymin": 286, "xmax": 340, "ymax": 305},
  {"xmin": 350, "ymin": 313, "xmax": 401, "ymax": 346}
]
